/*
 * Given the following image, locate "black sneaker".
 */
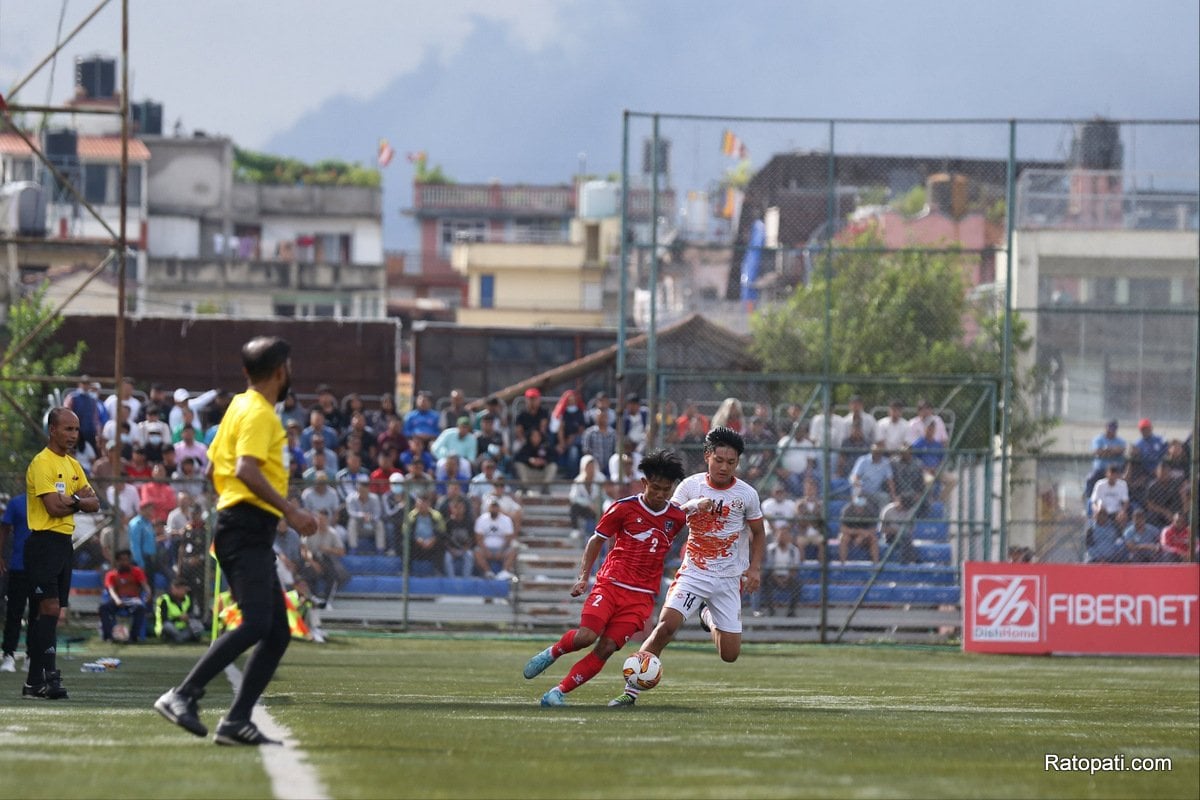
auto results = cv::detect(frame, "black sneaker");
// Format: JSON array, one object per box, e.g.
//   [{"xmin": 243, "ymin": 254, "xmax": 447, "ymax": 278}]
[
  {"xmin": 154, "ymin": 687, "xmax": 208, "ymax": 737},
  {"xmin": 213, "ymin": 718, "xmax": 282, "ymax": 747},
  {"xmin": 22, "ymin": 682, "xmax": 47, "ymax": 699},
  {"xmin": 698, "ymin": 602, "xmax": 712, "ymax": 633},
  {"xmin": 42, "ymin": 670, "xmax": 69, "ymax": 699}
]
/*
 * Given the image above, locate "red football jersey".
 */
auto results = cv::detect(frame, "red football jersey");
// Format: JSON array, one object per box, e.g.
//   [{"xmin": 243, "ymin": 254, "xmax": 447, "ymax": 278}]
[{"xmin": 593, "ymin": 495, "xmax": 687, "ymax": 595}]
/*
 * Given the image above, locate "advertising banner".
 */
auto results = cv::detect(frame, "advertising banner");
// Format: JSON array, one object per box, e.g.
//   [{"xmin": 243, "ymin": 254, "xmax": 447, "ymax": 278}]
[{"xmin": 963, "ymin": 562, "xmax": 1199, "ymax": 656}]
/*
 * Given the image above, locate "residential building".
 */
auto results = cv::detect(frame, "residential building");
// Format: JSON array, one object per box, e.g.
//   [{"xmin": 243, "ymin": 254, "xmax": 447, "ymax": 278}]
[
  {"xmin": 407, "ymin": 177, "xmax": 674, "ymax": 327},
  {"xmin": 2, "ymin": 56, "xmax": 387, "ymax": 321},
  {"xmin": 449, "ymin": 215, "xmax": 619, "ymax": 328},
  {"xmin": 140, "ymin": 134, "xmax": 385, "ymax": 319},
  {"xmin": 1002, "ymin": 121, "xmax": 1198, "ymax": 555}
]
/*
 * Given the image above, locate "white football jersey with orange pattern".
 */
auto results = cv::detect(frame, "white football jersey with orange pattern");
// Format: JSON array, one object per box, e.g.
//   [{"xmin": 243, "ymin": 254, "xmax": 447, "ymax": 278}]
[{"xmin": 672, "ymin": 473, "xmax": 763, "ymax": 578}]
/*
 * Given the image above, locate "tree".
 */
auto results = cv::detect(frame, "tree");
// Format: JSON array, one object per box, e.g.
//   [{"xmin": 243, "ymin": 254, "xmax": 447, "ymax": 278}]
[
  {"xmin": 749, "ymin": 229, "xmax": 1053, "ymax": 452},
  {"xmin": 0, "ymin": 284, "xmax": 86, "ymax": 473}
]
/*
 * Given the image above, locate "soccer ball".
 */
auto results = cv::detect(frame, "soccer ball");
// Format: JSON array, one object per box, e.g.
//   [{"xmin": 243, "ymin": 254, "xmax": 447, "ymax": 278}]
[{"xmin": 622, "ymin": 651, "xmax": 663, "ymax": 690}]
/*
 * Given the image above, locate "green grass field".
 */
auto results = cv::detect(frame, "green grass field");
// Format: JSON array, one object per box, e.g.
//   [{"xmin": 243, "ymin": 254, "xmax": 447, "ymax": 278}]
[{"xmin": 0, "ymin": 632, "xmax": 1196, "ymax": 799}]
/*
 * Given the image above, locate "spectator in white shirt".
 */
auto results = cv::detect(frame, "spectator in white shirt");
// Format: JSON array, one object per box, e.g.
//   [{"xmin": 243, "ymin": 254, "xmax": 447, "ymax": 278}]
[
  {"xmin": 760, "ymin": 484, "xmax": 798, "ymax": 538},
  {"xmin": 906, "ymin": 399, "xmax": 948, "ymax": 445},
  {"xmin": 1090, "ymin": 464, "xmax": 1130, "ymax": 527},
  {"xmin": 874, "ymin": 399, "xmax": 910, "ymax": 453},
  {"xmin": 775, "ymin": 422, "xmax": 816, "ymax": 495},
  {"xmin": 840, "ymin": 394, "xmax": 875, "ymax": 444}
]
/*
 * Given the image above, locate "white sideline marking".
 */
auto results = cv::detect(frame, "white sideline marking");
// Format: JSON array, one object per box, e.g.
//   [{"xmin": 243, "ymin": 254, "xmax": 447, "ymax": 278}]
[{"xmin": 224, "ymin": 665, "xmax": 330, "ymax": 800}]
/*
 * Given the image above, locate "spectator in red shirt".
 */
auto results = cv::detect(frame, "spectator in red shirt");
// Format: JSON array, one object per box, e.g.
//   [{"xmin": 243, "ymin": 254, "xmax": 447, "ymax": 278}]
[
  {"xmin": 1160, "ymin": 513, "xmax": 1193, "ymax": 562},
  {"xmin": 99, "ymin": 549, "xmax": 150, "ymax": 642},
  {"xmin": 370, "ymin": 448, "xmax": 401, "ymax": 494},
  {"xmin": 139, "ymin": 463, "xmax": 178, "ymax": 525}
]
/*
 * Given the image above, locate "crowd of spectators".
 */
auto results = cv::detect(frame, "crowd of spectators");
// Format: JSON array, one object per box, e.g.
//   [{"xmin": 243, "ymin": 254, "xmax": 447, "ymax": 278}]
[
  {"xmin": 65, "ymin": 383, "xmax": 974, "ymax": 592},
  {"xmin": 1081, "ymin": 418, "xmax": 1193, "ymax": 563},
  {"xmin": 52, "ymin": 375, "xmax": 1193, "ymax": 632}
]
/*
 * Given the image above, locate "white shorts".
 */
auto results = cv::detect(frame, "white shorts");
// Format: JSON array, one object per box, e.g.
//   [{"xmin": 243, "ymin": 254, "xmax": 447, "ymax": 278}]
[{"xmin": 662, "ymin": 567, "xmax": 743, "ymax": 634}]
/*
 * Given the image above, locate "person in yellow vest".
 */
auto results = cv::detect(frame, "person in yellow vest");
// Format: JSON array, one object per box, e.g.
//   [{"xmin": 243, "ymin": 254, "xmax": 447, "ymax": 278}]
[
  {"xmin": 23, "ymin": 407, "xmax": 100, "ymax": 699},
  {"xmin": 155, "ymin": 578, "xmax": 205, "ymax": 643},
  {"xmin": 154, "ymin": 336, "xmax": 317, "ymax": 746}
]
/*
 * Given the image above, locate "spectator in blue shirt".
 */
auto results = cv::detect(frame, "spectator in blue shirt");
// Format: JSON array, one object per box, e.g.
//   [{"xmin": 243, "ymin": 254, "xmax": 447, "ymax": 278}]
[
  {"xmin": 403, "ymin": 391, "xmax": 442, "ymax": 442},
  {"xmin": 1127, "ymin": 418, "xmax": 1168, "ymax": 507},
  {"xmin": 129, "ymin": 501, "xmax": 159, "ymax": 570},
  {"xmin": 1, "ymin": 494, "xmax": 32, "ymax": 671},
  {"xmin": 911, "ymin": 419, "xmax": 956, "ymax": 501},
  {"xmin": 1084, "ymin": 419, "xmax": 1126, "ymax": 504},
  {"xmin": 300, "ymin": 409, "xmax": 339, "ymax": 453},
  {"xmin": 849, "ymin": 442, "xmax": 896, "ymax": 509},
  {"xmin": 1085, "ymin": 507, "xmax": 1126, "ymax": 563},
  {"xmin": 399, "ymin": 437, "xmax": 436, "ymax": 475}
]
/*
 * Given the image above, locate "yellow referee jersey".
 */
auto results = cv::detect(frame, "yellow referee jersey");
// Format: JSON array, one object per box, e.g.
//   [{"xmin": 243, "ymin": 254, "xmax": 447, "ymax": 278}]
[
  {"xmin": 209, "ymin": 388, "xmax": 289, "ymax": 515},
  {"xmin": 26, "ymin": 448, "xmax": 91, "ymax": 534}
]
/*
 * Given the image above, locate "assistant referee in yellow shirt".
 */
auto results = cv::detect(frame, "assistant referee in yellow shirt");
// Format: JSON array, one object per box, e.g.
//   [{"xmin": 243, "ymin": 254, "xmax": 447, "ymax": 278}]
[
  {"xmin": 23, "ymin": 407, "xmax": 99, "ymax": 699},
  {"xmin": 154, "ymin": 336, "xmax": 317, "ymax": 746}
]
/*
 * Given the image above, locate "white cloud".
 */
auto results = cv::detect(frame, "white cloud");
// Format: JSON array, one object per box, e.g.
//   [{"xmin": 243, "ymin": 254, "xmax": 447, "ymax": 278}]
[{"xmin": 0, "ymin": 0, "xmax": 582, "ymax": 147}]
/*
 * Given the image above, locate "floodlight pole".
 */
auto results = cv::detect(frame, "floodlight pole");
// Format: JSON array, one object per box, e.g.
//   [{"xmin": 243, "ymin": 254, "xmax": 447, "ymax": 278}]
[
  {"xmin": 999, "ymin": 121, "xmax": 1016, "ymax": 562},
  {"xmin": 616, "ymin": 111, "xmax": 630, "ymax": 465},
  {"xmin": 114, "ymin": 0, "xmax": 129, "ymax": 433},
  {"xmin": 647, "ymin": 115, "xmax": 660, "ymax": 443},
  {"xmin": 818, "ymin": 120, "xmax": 835, "ymax": 644}
]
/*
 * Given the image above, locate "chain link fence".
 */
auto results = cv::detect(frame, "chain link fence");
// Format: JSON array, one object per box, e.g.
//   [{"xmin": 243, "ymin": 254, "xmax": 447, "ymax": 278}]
[{"xmin": 620, "ymin": 114, "xmax": 1198, "ymax": 583}]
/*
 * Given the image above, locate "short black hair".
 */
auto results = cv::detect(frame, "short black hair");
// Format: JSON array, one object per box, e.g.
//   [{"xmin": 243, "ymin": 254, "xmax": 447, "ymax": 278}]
[
  {"xmin": 242, "ymin": 336, "xmax": 291, "ymax": 382},
  {"xmin": 47, "ymin": 406, "xmax": 72, "ymax": 429},
  {"xmin": 639, "ymin": 449, "xmax": 686, "ymax": 484},
  {"xmin": 115, "ymin": 548, "xmax": 132, "ymax": 559},
  {"xmin": 704, "ymin": 426, "xmax": 745, "ymax": 456}
]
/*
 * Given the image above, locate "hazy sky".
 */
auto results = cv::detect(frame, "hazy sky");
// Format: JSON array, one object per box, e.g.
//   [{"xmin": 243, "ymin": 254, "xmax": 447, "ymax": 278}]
[{"xmin": 2, "ymin": 1, "xmax": 1197, "ymax": 247}]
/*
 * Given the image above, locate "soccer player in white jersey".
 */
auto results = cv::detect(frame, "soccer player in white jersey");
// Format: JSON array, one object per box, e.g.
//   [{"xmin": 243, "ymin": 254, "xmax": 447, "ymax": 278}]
[{"xmin": 609, "ymin": 426, "xmax": 765, "ymax": 707}]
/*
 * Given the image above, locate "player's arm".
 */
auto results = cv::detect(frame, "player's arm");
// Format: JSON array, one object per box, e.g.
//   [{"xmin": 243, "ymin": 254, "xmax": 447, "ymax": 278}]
[
  {"xmin": 678, "ymin": 497, "xmax": 714, "ymax": 516},
  {"xmin": 571, "ymin": 534, "xmax": 608, "ymax": 596},
  {"xmin": 104, "ymin": 575, "xmax": 123, "ymax": 605},
  {"xmin": 235, "ymin": 455, "xmax": 317, "ymax": 536},
  {"xmin": 41, "ymin": 490, "xmax": 82, "ymax": 517},
  {"xmin": 742, "ymin": 517, "xmax": 766, "ymax": 594},
  {"xmin": 0, "ymin": 520, "xmax": 9, "ymax": 574},
  {"xmin": 72, "ymin": 475, "xmax": 100, "ymax": 512}
]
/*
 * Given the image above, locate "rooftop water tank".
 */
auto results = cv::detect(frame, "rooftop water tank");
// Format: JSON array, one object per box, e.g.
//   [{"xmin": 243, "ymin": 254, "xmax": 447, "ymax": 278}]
[
  {"xmin": 0, "ymin": 182, "xmax": 47, "ymax": 236},
  {"xmin": 579, "ymin": 180, "xmax": 619, "ymax": 219}
]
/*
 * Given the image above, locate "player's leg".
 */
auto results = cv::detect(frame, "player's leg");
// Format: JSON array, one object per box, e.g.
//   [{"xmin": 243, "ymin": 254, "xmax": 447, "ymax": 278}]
[
  {"xmin": 158, "ymin": 507, "xmax": 270, "ymax": 737},
  {"xmin": 23, "ymin": 533, "xmax": 71, "ymax": 698},
  {"xmin": 544, "ymin": 635, "xmax": 616, "ymax": 706},
  {"xmin": 553, "ymin": 590, "xmax": 649, "ymax": 700},
  {"xmin": 1, "ymin": 571, "xmax": 27, "ymax": 665},
  {"xmin": 610, "ymin": 577, "xmax": 706, "ymax": 707},
  {"xmin": 704, "ymin": 576, "xmax": 745, "ymax": 663},
  {"xmin": 524, "ymin": 624, "xmax": 598, "ymax": 679},
  {"xmin": 527, "ymin": 584, "xmax": 617, "ymax": 681},
  {"xmin": 224, "ymin": 557, "xmax": 290, "ymax": 725}
]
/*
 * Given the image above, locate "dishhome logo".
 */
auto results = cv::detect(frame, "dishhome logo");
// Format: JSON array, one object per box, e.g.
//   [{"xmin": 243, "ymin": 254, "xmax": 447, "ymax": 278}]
[{"xmin": 972, "ymin": 575, "xmax": 1041, "ymax": 641}]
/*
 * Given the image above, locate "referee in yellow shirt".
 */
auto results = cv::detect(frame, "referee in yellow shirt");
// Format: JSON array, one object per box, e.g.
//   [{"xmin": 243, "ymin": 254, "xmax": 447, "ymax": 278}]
[
  {"xmin": 155, "ymin": 336, "xmax": 317, "ymax": 746},
  {"xmin": 24, "ymin": 407, "xmax": 99, "ymax": 699}
]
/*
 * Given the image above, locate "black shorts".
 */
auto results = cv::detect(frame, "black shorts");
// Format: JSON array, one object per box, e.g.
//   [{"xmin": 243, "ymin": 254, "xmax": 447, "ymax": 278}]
[
  {"xmin": 213, "ymin": 503, "xmax": 282, "ymax": 609},
  {"xmin": 25, "ymin": 531, "xmax": 75, "ymax": 607}
]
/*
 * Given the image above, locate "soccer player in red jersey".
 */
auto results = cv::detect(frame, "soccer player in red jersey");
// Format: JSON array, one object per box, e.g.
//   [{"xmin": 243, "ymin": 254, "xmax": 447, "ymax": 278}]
[{"xmin": 523, "ymin": 449, "xmax": 687, "ymax": 706}]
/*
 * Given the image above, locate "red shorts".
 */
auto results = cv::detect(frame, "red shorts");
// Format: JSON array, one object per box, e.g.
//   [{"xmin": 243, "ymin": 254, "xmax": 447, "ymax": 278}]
[{"xmin": 578, "ymin": 582, "xmax": 655, "ymax": 648}]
